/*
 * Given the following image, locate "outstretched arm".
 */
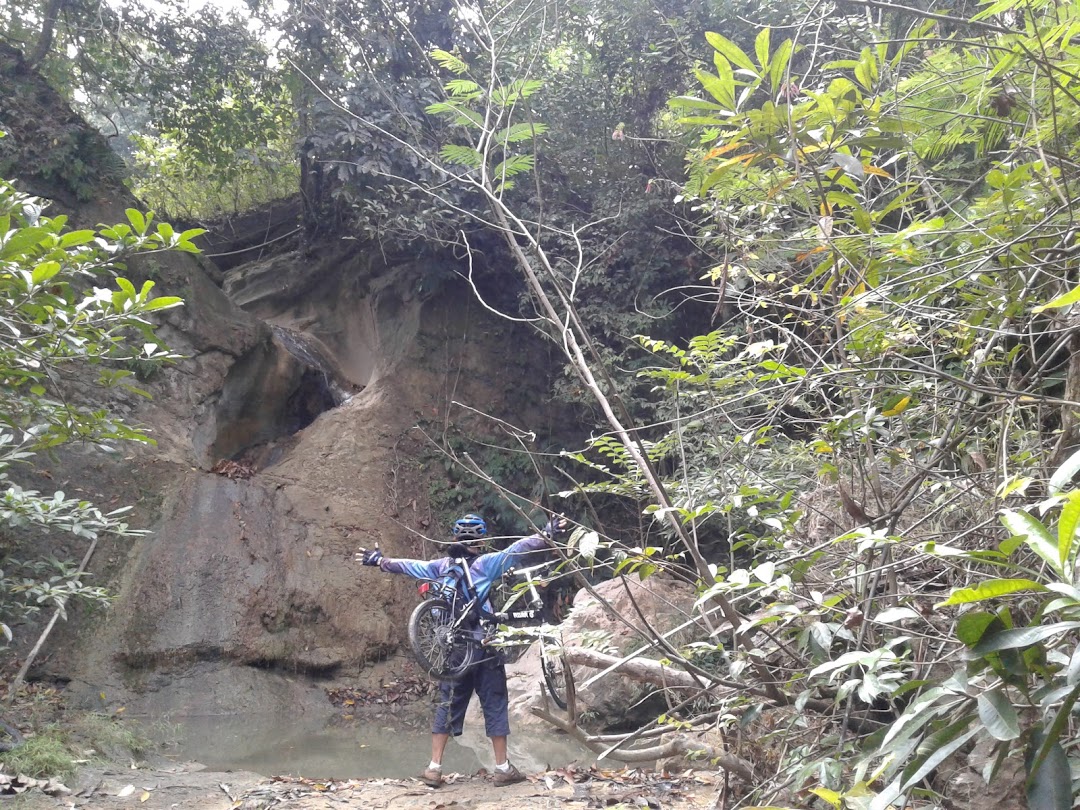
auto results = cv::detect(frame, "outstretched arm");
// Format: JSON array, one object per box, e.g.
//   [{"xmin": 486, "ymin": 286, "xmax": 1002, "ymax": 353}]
[
  {"xmin": 477, "ymin": 516, "xmax": 570, "ymax": 580},
  {"xmin": 355, "ymin": 546, "xmax": 444, "ymax": 580}
]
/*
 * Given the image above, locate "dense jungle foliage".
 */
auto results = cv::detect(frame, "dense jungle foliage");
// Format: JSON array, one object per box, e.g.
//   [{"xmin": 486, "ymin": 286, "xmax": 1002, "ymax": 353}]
[{"xmin": 9, "ymin": 0, "xmax": 1080, "ymax": 805}]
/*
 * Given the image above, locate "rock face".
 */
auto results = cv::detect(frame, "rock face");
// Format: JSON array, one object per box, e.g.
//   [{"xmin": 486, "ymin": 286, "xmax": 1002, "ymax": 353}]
[
  {"xmin": 52, "ymin": 244, "xmax": 558, "ymax": 717},
  {"xmin": 2, "ymin": 45, "xmax": 564, "ymax": 719}
]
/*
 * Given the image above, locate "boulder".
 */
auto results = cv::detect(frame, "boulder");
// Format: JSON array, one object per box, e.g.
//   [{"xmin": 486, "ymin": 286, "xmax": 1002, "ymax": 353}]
[{"xmin": 477, "ymin": 575, "xmax": 700, "ymax": 740}]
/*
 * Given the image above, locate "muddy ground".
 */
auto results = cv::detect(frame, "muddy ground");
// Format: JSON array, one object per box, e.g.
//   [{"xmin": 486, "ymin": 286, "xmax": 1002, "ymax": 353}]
[{"xmin": 8, "ymin": 761, "xmax": 725, "ymax": 809}]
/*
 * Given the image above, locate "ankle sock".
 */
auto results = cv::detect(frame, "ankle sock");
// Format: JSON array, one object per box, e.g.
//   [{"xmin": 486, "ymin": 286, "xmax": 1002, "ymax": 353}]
[
  {"xmin": 495, "ymin": 761, "xmax": 511, "ymax": 772},
  {"xmin": 428, "ymin": 761, "xmax": 442, "ymax": 771}
]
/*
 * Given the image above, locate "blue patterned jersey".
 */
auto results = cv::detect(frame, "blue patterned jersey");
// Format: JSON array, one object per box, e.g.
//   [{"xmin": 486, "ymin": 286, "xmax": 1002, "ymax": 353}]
[{"xmin": 378, "ymin": 533, "xmax": 549, "ymax": 606}]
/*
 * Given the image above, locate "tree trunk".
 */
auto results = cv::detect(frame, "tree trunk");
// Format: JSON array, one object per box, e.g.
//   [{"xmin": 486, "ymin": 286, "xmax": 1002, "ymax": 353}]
[{"xmin": 28, "ymin": 0, "xmax": 66, "ymax": 67}]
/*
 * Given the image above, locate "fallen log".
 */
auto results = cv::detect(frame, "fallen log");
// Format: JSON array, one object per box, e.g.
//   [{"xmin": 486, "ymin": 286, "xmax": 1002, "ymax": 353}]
[{"xmin": 563, "ymin": 646, "xmax": 717, "ymax": 690}]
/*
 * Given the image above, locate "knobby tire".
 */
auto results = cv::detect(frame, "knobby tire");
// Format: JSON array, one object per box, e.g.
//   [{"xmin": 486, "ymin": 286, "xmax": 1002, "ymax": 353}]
[
  {"xmin": 407, "ymin": 598, "xmax": 481, "ymax": 681},
  {"xmin": 541, "ymin": 649, "xmax": 569, "ymax": 710}
]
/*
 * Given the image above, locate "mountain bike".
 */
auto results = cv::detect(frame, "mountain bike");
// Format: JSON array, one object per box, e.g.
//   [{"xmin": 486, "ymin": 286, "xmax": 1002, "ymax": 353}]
[{"xmin": 407, "ymin": 558, "xmax": 572, "ymax": 709}]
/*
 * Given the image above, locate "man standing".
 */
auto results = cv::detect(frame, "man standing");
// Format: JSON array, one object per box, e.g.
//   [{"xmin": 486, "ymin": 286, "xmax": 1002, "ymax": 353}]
[{"xmin": 356, "ymin": 513, "xmax": 567, "ymax": 788}]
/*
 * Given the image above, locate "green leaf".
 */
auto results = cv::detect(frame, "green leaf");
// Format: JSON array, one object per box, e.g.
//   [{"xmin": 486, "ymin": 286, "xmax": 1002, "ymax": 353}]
[
  {"xmin": 116, "ymin": 277, "xmax": 137, "ymax": 299},
  {"xmin": 1033, "ymin": 284, "xmax": 1080, "ymax": 313},
  {"xmin": 59, "ymin": 230, "xmax": 95, "ymax": 248},
  {"xmin": 445, "ymin": 79, "xmax": 481, "ymax": 98},
  {"xmin": 1001, "ymin": 510, "xmax": 1063, "ymax": 576},
  {"xmin": 491, "ymin": 79, "xmax": 544, "ymax": 106},
  {"xmin": 142, "ymin": 296, "xmax": 183, "ymax": 311},
  {"xmin": 808, "ymin": 787, "xmax": 841, "ymax": 808},
  {"xmin": 956, "ymin": 611, "xmax": 1000, "ymax": 647},
  {"xmin": 705, "ymin": 32, "xmax": 758, "ymax": 74},
  {"xmin": 668, "ymin": 96, "xmax": 727, "ymax": 111},
  {"xmin": 755, "ymin": 28, "xmax": 770, "ymax": 72},
  {"xmin": 768, "ymin": 39, "xmax": 794, "ymax": 93},
  {"xmin": 854, "ymin": 60, "xmax": 873, "ymax": 91},
  {"xmin": 491, "ymin": 154, "xmax": 535, "ymax": 180},
  {"xmin": 977, "ymin": 688, "xmax": 1021, "ymax": 740},
  {"xmin": 31, "ymin": 261, "xmax": 61, "ymax": 286},
  {"xmin": 431, "ymin": 48, "xmax": 468, "ymax": 75},
  {"xmin": 178, "ymin": 228, "xmax": 206, "ymax": 242},
  {"xmin": 1026, "ymin": 730, "xmax": 1072, "ymax": 810},
  {"xmin": 900, "ymin": 715, "xmax": 980, "ymax": 792},
  {"xmin": 125, "ymin": 209, "xmax": 147, "ymax": 235},
  {"xmin": 695, "ymin": 67, "xmax": 735, "ymax": 110},
  {"xmin": 935, "ymin": 578, "xmax": 1046, "ymax": 607},
  {"xmin": 973, "ymin": 622, "xmax": 1080, "ymax": 655},
  {"xmin": 879, "ymin": 688, "xmax": 960, "ymax": 751},
  {"xmin": 495, "ymin": 122, "xmax": 550, "ymax": 144},
  {"xmin": 440, "ymin": 144, "xmax": 483, "ymax": 168},
  {"xmin": 1057, "ymin": 491, "xmax": 1080, "ymax": 570},
  {"xmin": 973, "ymin": 0, "xmax": 1024, "ymax": 21},
  {"xmin": 1049, "ymin": 449, "xmax": 1080, "ymax": 495},
  {"xmin": 0, "ymin": 225, "xmax": 50, "ymax": 259}
]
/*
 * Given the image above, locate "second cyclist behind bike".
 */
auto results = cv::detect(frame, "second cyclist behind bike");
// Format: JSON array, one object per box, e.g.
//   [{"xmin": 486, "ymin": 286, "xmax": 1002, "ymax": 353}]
[{"xmin": 356, "ymin": 512, "xmax": 569, "ymax": 789}]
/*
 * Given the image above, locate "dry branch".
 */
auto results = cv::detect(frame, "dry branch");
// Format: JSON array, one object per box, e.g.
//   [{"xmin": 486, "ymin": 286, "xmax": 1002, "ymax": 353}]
[
  {"xmin": 564, "ymin": 646, "xmax": 715, "ymax": 690},
  {"xmin": 530, "ymin": 707, "xmax": 755, "ymax": 781},
  {"xmin": 564, "ymin": 645, "xmax": 883, "ymax": 733}
]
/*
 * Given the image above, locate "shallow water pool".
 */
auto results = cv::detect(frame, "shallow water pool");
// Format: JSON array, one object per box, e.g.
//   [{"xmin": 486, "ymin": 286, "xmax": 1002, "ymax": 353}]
[
  {"xmin": 139, "ymin": 712, "xmax": 481, "ymax": 780},
  {"xmin": 137, "ymin": 710, "xmax": 591, "ymax": 780}
]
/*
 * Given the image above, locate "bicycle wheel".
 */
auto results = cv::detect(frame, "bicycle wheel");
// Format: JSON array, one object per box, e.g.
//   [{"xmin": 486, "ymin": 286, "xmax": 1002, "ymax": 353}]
[
  {"xmin": 408, "ymin": 598, "xmax": 481, "ymax": 681},
  {"xmin": 541, "ymin": 647, "xmax": 569, "ymax": 710}
]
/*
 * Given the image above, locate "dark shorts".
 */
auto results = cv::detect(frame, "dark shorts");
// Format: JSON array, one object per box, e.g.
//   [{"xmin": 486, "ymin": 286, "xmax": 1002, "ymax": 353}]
[{"xmin": 431, "ymin": 657, "xmax": 510, "ymax": 738}]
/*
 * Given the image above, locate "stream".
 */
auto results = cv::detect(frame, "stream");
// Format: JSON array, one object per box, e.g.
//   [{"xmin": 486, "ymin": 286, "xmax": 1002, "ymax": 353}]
[
  {"xmin": 142, "ymin": 713, "xmax": 479, "ymax": 779},
  {"xmin": 140, "ymin": 713, "xmax": 593, "ymax": 780}
]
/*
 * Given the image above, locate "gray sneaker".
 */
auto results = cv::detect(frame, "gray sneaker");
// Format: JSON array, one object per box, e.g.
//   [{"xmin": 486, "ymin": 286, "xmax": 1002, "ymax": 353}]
[
  {"xmin": 493, "ymin": 763, "xmax": 526, "ymax": 787},
  {"xmin": 420, "ymin": 767, "xmax": 444, "ymax": 788}
]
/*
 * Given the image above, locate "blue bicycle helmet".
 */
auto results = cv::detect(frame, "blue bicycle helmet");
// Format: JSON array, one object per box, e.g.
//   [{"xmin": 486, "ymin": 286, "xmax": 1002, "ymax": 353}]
[{"xmin": 452, "ymin": 513, "xmax": 488, "ymax": 541}]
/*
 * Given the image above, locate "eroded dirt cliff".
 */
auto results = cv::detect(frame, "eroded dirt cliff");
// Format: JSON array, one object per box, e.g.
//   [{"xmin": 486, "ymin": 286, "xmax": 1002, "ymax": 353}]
[
  {"xmin": 49, "ymin": 243, "xmax": 558, "ymax": 718},
  {"xmin": 3, "ymin": 43, "xmax": 562, "ymax": 720}
]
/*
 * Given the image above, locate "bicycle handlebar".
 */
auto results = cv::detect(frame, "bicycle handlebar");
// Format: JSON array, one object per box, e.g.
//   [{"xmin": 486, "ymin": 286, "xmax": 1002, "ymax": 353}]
[{"xmin": 503, "ymin": 560, "xmax": 563, "ymax": 579}]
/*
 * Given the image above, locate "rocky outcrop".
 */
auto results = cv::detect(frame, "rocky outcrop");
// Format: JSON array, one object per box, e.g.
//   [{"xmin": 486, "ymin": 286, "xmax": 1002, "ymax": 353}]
[
  {"xmin": 3, "ymin": 45, "xmax": 563, "ymax": 722},
  {"xmin": 55, "ymin": 246, "xmax": 557, "ymax": 716},
  {"xmin": 493, "ymin": 576, "xmax": 700, "ymax": 739}
]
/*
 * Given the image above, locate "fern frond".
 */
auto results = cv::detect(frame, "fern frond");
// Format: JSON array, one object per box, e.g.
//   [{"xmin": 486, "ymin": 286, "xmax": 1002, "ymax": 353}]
[
  {"xmin": 496, "ymin": 122, "xmax": 550, "ymax": 144},
  {"xmin": 492, "ymin": 154, "xmax": 535, "ymax": 179},
  {"xmin": 492, "ymin": 79, "xmax": 544, "ymax": 106},
  {"xmin": 425, "ymin": 102, "xmax": 484, "ymax": 128},
  {"xmin": 445, "ymin": 79, "xmax": 482, "ymax": 99},
  {"xmin": 431, "ymin": 49, "xmax": 469, "ymax": 75},
  {"xmin": 440, "ymin": 144, "xmax": 483, "ymax": 168}
]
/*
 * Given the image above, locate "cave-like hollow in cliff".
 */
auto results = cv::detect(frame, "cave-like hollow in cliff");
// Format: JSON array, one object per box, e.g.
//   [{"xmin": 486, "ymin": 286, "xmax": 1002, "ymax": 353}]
[{"xmin": 202, "ymin": 325, "xmax": 359, "ymax": 473}]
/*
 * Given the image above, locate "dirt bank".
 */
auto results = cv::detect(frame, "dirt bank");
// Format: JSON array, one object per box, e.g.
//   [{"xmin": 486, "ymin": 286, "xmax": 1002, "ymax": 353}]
[{"xmin": 9, "ymin": 761, "xmax": 722, "ymax": 809}]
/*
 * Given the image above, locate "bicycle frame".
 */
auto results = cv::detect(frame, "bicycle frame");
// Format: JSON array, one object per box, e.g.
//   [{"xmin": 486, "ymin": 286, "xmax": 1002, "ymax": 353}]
[
  {"xmin": 419, "ymin": 559, "xmax": 561, "ymax": 639},
  {"xmin": 487, "ymin": 561, "xmax": 552, "ymax": 625},
  {"xmin": 408, "ymin": 556, "xmax": 571, "ymax": 706}
]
